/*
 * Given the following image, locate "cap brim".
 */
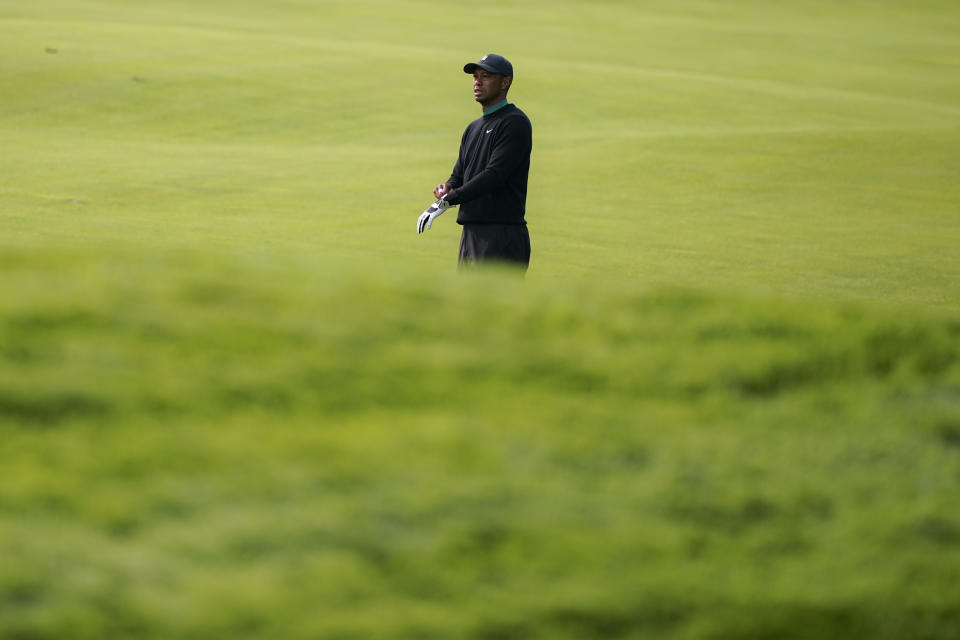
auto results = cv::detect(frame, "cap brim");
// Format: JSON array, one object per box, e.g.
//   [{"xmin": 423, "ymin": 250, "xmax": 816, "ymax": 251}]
[{"xmin": 464, "ymin": 62, "xmax": 499, "ymax": 74}]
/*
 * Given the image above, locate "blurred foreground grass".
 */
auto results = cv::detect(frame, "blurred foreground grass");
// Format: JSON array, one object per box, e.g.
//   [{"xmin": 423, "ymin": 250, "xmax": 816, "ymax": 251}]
[{"xmin": 2, "ymin": 247, "xmax": 959, "ymax": 639}]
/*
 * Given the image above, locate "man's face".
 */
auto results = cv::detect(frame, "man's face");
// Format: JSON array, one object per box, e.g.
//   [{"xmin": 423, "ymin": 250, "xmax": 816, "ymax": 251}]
[{"xmin": 473, "ymin": 69, "xmax": 510, "ymax": 106}]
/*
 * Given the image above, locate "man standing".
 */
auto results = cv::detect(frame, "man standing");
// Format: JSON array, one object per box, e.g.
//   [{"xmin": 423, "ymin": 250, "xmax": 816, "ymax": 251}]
[{"xmin": 417, "ymin": 53, "xmax": 533, "ymax": 269}]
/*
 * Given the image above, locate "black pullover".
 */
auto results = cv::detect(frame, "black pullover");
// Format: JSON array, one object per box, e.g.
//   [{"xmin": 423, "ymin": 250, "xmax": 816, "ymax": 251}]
[{"xmin": 444, "ymin": 103, "xmax": 532, "ymax": 225}]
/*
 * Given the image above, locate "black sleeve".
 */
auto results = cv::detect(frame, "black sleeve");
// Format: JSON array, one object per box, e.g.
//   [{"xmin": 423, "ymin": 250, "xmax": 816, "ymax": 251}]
[
  {"xmin": 446, "ymin": 127, "xmax": 470, "ymax": 190},
  {"xmin": 445, "ymin": 116, "xmax": 530, "ymax": 206}
]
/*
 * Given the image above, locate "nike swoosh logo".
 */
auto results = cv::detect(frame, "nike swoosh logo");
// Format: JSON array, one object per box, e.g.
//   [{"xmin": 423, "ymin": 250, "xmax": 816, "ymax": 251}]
[{"xmin": 485, "ymin": 129, "xmax": 493, "ymax": 134}]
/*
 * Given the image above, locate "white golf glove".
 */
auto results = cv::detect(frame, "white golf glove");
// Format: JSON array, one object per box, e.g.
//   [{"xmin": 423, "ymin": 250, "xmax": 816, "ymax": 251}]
[{"xmin": 417, "ymin": 197, "xmax": 450, "ymax": 234}]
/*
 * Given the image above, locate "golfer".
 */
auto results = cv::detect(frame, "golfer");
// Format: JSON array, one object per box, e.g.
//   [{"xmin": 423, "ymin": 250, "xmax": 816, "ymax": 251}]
[{"xmin": 419, "ymin": 53, "xmax": 533, "ymax": 269}]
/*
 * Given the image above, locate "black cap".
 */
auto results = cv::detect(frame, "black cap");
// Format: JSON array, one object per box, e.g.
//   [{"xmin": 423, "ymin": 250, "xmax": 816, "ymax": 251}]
[{"xmin": 463, "ymin": 53, "xmax": 513, "ymax": 77}]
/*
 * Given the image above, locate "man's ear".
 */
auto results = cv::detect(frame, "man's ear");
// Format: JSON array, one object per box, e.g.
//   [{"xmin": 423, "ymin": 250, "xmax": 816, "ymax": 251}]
[{"xmin": 502, "ymin": 76, "xmax": 513, "ymax": 93}]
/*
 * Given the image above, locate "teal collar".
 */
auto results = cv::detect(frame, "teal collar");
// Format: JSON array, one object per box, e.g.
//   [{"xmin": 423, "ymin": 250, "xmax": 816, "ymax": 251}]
[{"xmin": 483, "ymin": 99, "xmax": 510, "ymax": 116}]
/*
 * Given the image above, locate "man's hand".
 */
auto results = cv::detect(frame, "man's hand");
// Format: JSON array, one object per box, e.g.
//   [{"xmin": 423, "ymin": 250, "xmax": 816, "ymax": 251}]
[
  {"xmin": 433, "ymin": 183, "xmax": 451, "ymax": 199},
  {"xmin": 417, "ymin": 197, "xmax": 450, "ymax": 234}
]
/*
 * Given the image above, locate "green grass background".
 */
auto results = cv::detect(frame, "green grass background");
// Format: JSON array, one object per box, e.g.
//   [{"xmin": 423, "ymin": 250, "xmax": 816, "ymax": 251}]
[{"xmin": 2, "ymin": 1, "xmax": 959, "ymax": 638}]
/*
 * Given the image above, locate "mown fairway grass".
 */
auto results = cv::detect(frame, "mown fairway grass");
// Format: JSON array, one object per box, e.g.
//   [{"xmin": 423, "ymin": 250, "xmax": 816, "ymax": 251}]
[{"xmin": 2, "ymin": 1, "xmax": 959, "ymax": 638}]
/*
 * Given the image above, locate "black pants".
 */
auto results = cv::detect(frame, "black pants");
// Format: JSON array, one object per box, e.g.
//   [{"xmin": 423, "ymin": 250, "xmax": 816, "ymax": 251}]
[{"xmin": 458, "ymin": 223, "xmax": 531, "ymax": 269}]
